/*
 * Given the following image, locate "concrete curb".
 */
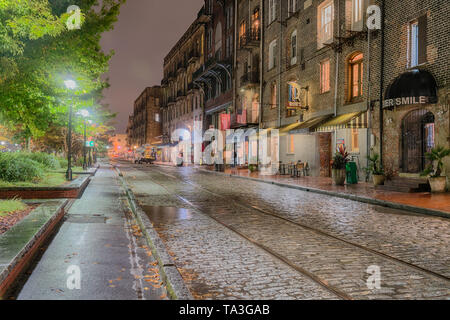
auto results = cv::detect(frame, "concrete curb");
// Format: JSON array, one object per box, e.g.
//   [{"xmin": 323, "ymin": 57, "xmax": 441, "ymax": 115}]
[
  {"xmin": 0, "ymin": 199, "xmax": 68, "ymax": 298},
  {"xmin": 113, "ymin": 166, "xmax": 193, "ymax": 300},
  {"xmin": 197, "ymin": 168, "xmax": 450, "ymax": 219},
  {"xmin": 0, "ymin": 175, "xmax": 91, "ymax": 200}
]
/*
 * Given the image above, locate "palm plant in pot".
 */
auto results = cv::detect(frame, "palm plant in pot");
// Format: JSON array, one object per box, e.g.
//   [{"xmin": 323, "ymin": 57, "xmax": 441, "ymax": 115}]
[
  {"xmin": 365, "ymin": 153, "xmax": 385, "ymax": 186},
  {"xmin": 331, "ymin": 146, "xmax": 350, "ymax": 186},
  {"xmin": 420, "ymin": 146, "xmax": 450, "ymax": 193}
]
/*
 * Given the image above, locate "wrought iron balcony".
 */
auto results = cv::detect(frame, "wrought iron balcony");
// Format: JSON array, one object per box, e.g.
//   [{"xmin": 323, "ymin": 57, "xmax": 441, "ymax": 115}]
[
  {"xmin": 240, "ymin": 71, "xmax": 260, "ymax": 87},
  {"xmin": 167, "ymin": 96, "xmax": 176, "ymax": 104},
  {"xmin": 188, "ymin": 50, "xmax": 200, "ymax": 64},
  {"xmin": 177, "ymin": 61, "xmax": 187, "ymax": 73},
  {"xmin": 177, "ymin": 90, "xmax": 186, "ymax": 98},
  {"xmin": 239, "ymin": 27, "xmax": 261, "ymax": 48}
]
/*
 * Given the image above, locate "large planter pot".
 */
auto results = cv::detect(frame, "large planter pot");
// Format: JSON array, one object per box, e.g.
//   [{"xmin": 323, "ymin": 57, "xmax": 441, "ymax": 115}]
[
  {"xmin": 428, "ymin": 176, "xmax": 447, "ymax": 193},
  {"xmin": 332, "ymin": 169, "xmax": 346, "ymax": 186},
  {"xmin": 373, "ymin": 174, "xmax": 385, "ymax": 186}
]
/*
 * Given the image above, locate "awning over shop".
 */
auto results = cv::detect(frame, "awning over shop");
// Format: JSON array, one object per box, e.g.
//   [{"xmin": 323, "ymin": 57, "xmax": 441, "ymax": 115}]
[
  {"xmin": 315, "ymin": 112, "xmax": 368, "ymax": 132},
  {"xmin": 280, "ymin": 115, "xmax": 332, "ymax": 134},
  {"xmin": 383, "ymin": 69, "xmax": 438, "ymax": 109}
]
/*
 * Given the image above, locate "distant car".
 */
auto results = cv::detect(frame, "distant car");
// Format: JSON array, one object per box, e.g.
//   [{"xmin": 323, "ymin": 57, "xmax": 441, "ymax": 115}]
[{"xmin": 135, "ymin": 156, "xmax": 155, "ymax": 164}]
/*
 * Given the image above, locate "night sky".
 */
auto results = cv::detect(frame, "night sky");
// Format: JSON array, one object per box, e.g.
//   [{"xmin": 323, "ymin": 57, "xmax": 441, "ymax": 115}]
[{"xmin": 101, "ymin": 0, "xmax": 204, "ymax": 133}]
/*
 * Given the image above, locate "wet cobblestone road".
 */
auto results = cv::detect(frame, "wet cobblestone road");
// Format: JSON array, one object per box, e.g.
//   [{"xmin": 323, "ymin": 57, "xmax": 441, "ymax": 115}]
[{"xmin": 119, "ymin": 163, "xmax": 450, "ymax": 300}]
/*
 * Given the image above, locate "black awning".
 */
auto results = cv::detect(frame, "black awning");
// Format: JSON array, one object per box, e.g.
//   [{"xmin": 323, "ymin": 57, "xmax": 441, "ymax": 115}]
[{"xmin": 383, "ymin": 69, "xmax": 438, "ymax": 108}]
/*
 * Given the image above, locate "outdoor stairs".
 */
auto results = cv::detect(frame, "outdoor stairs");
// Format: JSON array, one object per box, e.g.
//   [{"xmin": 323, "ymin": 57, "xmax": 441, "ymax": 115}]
[{"xmin": 378, "ymin": 176, "xmax": 430, "ymax": 193}]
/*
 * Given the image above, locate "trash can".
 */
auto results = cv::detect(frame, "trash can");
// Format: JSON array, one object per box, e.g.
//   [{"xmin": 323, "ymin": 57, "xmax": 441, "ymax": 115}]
[{"xmin": 346, "ymin": 162, "xmax": 358, "ymax": 184}]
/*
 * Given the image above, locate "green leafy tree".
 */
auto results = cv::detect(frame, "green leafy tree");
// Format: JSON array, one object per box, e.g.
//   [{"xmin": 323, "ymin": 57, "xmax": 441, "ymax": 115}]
[{"xmin": 0, "ymin": 0, "xmax": 123, "ymax": 143}]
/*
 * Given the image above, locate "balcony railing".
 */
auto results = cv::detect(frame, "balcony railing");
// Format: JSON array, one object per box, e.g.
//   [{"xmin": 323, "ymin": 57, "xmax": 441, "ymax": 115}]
[
  {"xmin": 177, "ymin": 90, "xmax": 186, "ymax": 98},
  {"xmin": 167, "ymin": 96, "xmax": 176, "ymax": 104},
  {"xmin": 177, "ymin": 61, "xmax": 187, "ymax": 72},
  {"xmin": 240, "ymin": 71, "xmax": 260, "ymax": 87},
  {"xmin": 168, "ymin": 71, "xmax": 176, "ymax": 80},
  {"xmin": 239, "ymin": 27, "xmax": 261, "ymax": 48},
  {"xmin": 188, "ymin": 50, "xmax": 200, "ymax": 64}
]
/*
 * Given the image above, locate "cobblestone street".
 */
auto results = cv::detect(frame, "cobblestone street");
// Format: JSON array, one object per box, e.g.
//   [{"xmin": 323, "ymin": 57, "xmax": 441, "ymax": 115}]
[{"xmin": 118, "ymin": 163, "xmax": 450, "ymax": 300}]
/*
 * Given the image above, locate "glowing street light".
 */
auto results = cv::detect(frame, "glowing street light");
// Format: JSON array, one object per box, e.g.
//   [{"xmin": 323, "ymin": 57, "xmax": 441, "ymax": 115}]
[{"xmin": 64, "ymin": 79, "xmax": 77, "ymax": 90}]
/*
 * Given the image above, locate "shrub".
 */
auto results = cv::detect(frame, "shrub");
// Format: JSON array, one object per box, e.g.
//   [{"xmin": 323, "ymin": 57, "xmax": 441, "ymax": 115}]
[
  {"xmin": 58, "ymin": 158, "xmax": 68, "ymax": 168},
  {"xmin": 0, "ymin": 153, "xmax": 44, "ymax": 182},
  {"xmin": 25, "ymin": 152, "xmax": 61, "ymax": 170}
]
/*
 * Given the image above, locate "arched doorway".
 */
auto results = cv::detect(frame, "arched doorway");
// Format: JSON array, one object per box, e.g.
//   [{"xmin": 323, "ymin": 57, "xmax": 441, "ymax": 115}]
[{"xmin": 401, "ymin": 109, "xmax": 435, "ymax": 173}]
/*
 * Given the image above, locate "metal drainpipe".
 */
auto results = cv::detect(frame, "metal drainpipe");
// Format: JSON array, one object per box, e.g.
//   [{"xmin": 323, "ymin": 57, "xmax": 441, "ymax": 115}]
[
  {"xmin": 333, "ymin": 0, "xmax": 340, "ymax": 152},
  {"xmin": 379, "ymin": 0, "xmax": 385, "ymax": 165},
  {"xmin": 259, "ymin": 0, "xmax": 264, "ymax": 130},
  {"xmin": 233, "ymin": 0, "xmax": 237, "ymax": 117},
  {"xmin": 366, "ymin": 28, "xmax": 372, "ymax": 180},
  {"xmin": 278, "ymin": 1, "xmax": 282, "ymax": 128}
]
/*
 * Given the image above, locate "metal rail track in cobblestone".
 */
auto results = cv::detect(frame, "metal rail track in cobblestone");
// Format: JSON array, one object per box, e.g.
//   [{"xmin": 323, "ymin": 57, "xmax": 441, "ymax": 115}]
[
  {"xmin": 153, "ymin": 167, "xmax": 450, "ymax": 284},
  {"xmin": 146, "ymin": 177, "xmax": 351, "ymax": 300}
]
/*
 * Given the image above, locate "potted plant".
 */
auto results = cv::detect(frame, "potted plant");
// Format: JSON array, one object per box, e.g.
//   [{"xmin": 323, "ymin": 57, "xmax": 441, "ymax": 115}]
[
  {"xmin": 331, "ymin": 146, "xmax": 350, "ymax": 185},
  {"xmin": 421, "ymin": 146, "xmax": 450, "ymax": 193},
  {"xmin": 248, "ymin": 164, "xmax": 258, "ymax": 173},
  {"xmin": 365, "ymin": 153, "xmax": 385, "ymax": 186}
]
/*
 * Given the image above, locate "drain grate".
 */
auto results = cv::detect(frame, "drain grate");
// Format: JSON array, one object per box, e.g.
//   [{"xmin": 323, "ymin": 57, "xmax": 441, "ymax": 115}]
[{"xmin": 66, "ymin": 214, "xmax": 107, "ymax": 224}]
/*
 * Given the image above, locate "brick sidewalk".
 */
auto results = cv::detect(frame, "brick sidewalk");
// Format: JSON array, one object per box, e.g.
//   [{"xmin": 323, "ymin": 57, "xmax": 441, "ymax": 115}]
[
  {"xmin": 210, "ymin": 168, "xmax": 450, "ymax": 215},
  {"xmin": 149, "ymin": 161, "xmax": 449, "ymax": 215}
]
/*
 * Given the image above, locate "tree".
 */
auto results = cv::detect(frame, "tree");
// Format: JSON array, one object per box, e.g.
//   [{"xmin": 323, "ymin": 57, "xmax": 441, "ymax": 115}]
[{"xmin": 0, "ymin": 0, "xmax": 123, "ymax": 142}]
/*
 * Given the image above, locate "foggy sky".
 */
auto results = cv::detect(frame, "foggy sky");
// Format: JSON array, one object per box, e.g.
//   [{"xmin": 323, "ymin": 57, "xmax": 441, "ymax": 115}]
[{"xmin": 101, "ymin": 0, "xmax": 204, "ymax": 133}]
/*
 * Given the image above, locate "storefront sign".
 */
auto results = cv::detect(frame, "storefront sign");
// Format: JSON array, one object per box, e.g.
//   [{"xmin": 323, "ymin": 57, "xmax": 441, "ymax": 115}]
[{"xmin": 383, "ymin": 96, "xmax": 431, "ymax": 108}]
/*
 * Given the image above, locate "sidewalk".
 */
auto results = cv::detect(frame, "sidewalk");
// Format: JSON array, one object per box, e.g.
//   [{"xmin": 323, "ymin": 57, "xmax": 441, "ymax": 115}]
[
  {"xmin": 149, "ymin": 161, "xmax": 449, "ymax": 216},
  {"xmin": 207, "ymin": 167, "xmax": 450, "ymax": 216},
  {"xmin": 16, "ymin": 165, "xmax": 167, "ymax": 300}
]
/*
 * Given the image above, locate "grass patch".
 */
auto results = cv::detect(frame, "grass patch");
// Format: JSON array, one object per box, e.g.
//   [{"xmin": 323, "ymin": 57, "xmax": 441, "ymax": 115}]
[
  {"xmin": 0, "ymin": 172, "xmax": 78, "ymax": 188},
  {"xmin": 0, "ymin": 199, "xmax": 27, "ymax": 217}
]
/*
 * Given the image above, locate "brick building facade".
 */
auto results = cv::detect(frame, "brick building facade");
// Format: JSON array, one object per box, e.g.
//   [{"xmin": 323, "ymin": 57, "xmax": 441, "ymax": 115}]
[
  {"xmin": 160, "ymin": 9, "xmax": 207, "ymax": 164},
  {"xmin": 193, "ymin": 0, "xmax": 235, "ymax": 133},
  {"xmin": 127, "ymin": 0, "xmax": 449, "ymax": 185},
  {"xmin": 373, "ymin": 0, "xmax": 450, "ymax": 180},
  {"xmin": 126, "ymin": 86, "xmax": 162, "ymax": 148},
  {"xmin": 261, "ymin": 0, "xmax": 378, "ymax": 178}
]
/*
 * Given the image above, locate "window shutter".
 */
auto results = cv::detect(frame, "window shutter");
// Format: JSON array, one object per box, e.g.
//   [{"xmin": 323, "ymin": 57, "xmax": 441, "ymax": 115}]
[{"xmin": 418, "ymin": 15, "xmax": 427, "ymax": 64}]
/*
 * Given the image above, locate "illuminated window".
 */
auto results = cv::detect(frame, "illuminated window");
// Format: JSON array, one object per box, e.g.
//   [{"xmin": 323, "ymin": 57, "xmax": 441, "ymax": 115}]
[
  {"xmin": 349, "ymin": 53, "xmax": 363, "ymax": 100},
  {"xmin": 239, "ymin": 20, "xmax": 246, "ymax": 46},
  {"xmin": 351, "ymin": 0, "xmax": 363, "ymax": 30},
  {"xmin": 318, "ymin": 0, "xmax": 334, "ymax": 48},
  {"xmin": 320, "ymin": 59, "xmax": 330, "ymax": 93}
]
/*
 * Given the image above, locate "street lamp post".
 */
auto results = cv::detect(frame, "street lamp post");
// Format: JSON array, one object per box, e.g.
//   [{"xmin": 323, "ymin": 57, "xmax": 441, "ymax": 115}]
[
  {"xmin": 64, "ymin": 79, "xmax": 77, "ymax": 181},
  {"xmin": 78, "ymin": 109, "xmax": 90, "ymax": 171},
  {"xmin": 83, "ymin": 119, "xmax": 87, "ymax": 170}
]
